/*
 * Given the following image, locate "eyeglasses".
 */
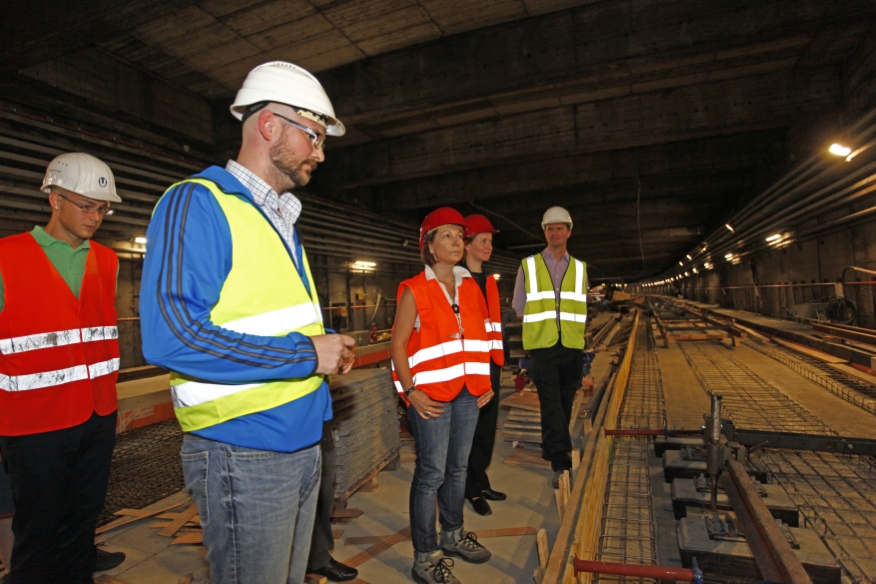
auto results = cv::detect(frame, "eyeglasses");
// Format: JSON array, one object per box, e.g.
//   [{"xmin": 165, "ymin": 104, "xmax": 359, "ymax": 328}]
[
  {"xmin": 271, "ymin": 112, "xmax": 326, "ymax": 150},
  {"xmin": 56, "ymin": 193, "xmax": 114, "ymax": 216}
]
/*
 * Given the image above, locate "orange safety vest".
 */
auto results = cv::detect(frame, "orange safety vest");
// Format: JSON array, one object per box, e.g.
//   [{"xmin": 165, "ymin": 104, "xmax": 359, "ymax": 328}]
[
  {"xmin": 0, "ymin": 234, "xmax": 119, "ymax": 436},
  {"xmin": 392, "ymin": 272, "xmax": 491, "ymax": 402},
  {"xmin": 484, "ymin": 275, "xmax": 505, "ymax": 366}
]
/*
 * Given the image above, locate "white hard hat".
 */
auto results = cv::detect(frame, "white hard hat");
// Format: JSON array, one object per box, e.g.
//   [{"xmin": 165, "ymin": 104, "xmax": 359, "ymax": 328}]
[
  {"xmin": 230, "ymin": 61, "xmax": 345, "ymax": 137},
  {"xmin": 41, "ymin": 152, "xmax": 121, "ymax": 203},
  {"xmin": 541, "ymin": 206, "xmax": 573, "ymax": 229}
]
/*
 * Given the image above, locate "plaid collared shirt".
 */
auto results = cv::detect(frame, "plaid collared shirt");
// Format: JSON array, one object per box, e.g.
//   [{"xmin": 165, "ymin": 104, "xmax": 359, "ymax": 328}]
[{"xmin": 225, "ymin": 159, "xmax": 301, "ymax": 263}]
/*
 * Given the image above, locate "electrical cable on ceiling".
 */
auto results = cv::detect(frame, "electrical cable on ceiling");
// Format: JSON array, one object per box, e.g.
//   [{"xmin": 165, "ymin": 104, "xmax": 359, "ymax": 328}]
[
  {"xmin": 632, "ymin": 164, "xmax": 646, "ymax": 279},
  {"xmin": 468, "ymin": 199, "xmax": 544, "ymax": 242}
]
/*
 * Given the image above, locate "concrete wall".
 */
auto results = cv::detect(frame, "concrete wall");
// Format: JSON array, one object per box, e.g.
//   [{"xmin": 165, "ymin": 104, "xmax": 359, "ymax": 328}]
[{"xmin": 672, "ymin": 217, "xmax": 876, "ymax": 329}]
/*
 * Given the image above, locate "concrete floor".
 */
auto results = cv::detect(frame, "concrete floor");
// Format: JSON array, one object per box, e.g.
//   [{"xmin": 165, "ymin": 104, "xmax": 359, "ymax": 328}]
[
  {"xmin": 81, "ymin": 311, "xmax": 876, "ymax": 583},
  {"xmin": 94, "ymin": 365, "xmax": 606, "ymax": 584}
]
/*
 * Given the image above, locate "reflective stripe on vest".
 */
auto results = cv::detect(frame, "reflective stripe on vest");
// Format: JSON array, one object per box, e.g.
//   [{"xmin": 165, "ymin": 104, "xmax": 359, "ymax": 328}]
[
  {"xmin": 164, "ymin": 179, "xmax": 325, "ymax": 431},
  {"xmin": 0, "ymin": 357, "xmax": 119, "ymax": 392},
  {"xmin": 521, "ymin": 254, "xmax": 587, "ymax": 350},
  {"xmin": 0, "ymin": 326, "xmax": 118, "ymax": 355}
]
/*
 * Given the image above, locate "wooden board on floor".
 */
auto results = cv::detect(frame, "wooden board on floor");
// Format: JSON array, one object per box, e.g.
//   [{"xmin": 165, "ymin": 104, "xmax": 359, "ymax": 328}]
[
  {"xmin": 772, "ymin": 337, "xmax": 848, "ymax": 363},
  {"xmin": 504, "ymin": 447, "xmax": 550, "ymax": 469},
  {"xmin": 96, "ymin": 501, "xmax": 187, "ymax": 535},
  {"xmin": 500, "ymin": 391, "xmax": 541, "ymax": 411},
  {"xmin": 342, "ymin": 526, "xmax": 412, "ymax": 568},
  {"xmin": 159, "ymin": 503, "xmax": 198, "ymax": 537}
]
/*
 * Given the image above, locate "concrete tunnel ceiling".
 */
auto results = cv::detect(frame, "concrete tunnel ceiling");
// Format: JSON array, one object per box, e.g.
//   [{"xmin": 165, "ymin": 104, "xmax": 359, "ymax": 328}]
[{"xmin": 2, "ymin": 0, "xmax": 876, "ymax": 280}]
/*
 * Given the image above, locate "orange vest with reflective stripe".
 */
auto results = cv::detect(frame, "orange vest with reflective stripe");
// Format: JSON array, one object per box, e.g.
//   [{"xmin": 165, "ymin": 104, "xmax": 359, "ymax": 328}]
[
  {"xmin": 0, "ymin": 234, "xmax": 119, "ymax": 435},
  {"xmin": 393, "ymin": 272, "xmax": 491, "ymax": 402},
  {"xmin": 484, "ymin": 275, "xmax": 505, "ymax": 366}
]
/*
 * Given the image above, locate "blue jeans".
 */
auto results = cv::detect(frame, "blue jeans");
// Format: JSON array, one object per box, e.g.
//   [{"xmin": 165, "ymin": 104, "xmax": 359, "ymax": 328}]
[
  {"xmin": 181, "ymin": 435, "xmax": 321, "ymax": 584},
  {"xmin": 409, "ymin": 387, "xmax": 480, "ymax": 554}
]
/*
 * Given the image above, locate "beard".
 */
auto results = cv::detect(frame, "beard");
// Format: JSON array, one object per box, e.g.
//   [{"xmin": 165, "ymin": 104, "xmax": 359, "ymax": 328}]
[{"xmin": 268, "ymin": 131, "xmax": 317, "ymax": 190}]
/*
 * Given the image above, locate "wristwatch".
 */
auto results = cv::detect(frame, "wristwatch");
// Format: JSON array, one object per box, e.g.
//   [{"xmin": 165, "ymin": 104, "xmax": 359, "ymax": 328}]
[{"xmin": 404, "ymin": 386, "xmax": 418, "ymax": 398}]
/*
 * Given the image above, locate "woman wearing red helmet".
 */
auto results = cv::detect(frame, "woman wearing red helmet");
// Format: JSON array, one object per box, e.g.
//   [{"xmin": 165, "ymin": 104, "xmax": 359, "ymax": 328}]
[
  {"xmin": 461, "ymin": 215, "xmax": 506, "ymax": 517},
  {"xmin": 391, "ymin": 207, "xmax": 494, "ymax": 584}
]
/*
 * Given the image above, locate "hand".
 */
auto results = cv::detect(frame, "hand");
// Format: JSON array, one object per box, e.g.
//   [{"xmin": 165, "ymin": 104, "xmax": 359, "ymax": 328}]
[
  {"xmin": 311, "ymin": 334, "xmax": 356, "ymax": 375},
  {"xmin": 477, "ymin": 390, "xmax": 494, "ymax": 408},
  {"xmin": 408, "ymin": 389, "xmax": 446, "ymax": 420}
]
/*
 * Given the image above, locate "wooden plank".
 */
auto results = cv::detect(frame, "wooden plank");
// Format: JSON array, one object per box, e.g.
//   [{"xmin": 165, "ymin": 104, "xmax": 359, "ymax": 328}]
[
  {"xmin": 95, "ymin": 501, "xmax": 187, "ymax": 535},
  {"xmin": 499, "ymin": 391, "xmax": 541, "ymax": 411},
  {"xmin": 159, "ymin": 503, "xmax": 198, "ymax": 538},
  {"xmin": 771, "ymin": 337, "xmax": 848, "ymax": 364},
  {"xmin": 826, "ymin": 362, "xmax": 876, "ymax": 386},
  {"xmin": 537, "ymin": 528, "xmax": 549, "ymax": 570},
  {"xmin": 734, "ymin": 323, "xmax": 772, "ymax": 343},
  {"xmin": 813, "ymin": 323, "xmax": 876, "ymax": 346},
  {"xmin": 171, "ymin": 532, "xmax": 204, "ymax": 545},
  {"xmin": 333, "ymin": 529, "xmax": 344, "ymax": 540},
  {"xmin": 305, "ymin": 574, "xmax": 328, "ymax": 584},
  {"xmin": 503, "ymin": 447, "xmax": 551, "ymax": 468},
  {"xmin": 330, "ymin": 508, "xmax": 364, "ymax": 519}
]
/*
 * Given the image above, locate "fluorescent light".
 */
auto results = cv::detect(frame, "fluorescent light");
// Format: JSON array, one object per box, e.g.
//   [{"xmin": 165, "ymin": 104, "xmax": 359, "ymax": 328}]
[
  {"xmin": 353, "ymin": 260, "xmax": 376, "ymax": 267},
  {"xmin": 829, "ymin": 143, "xmax": 851, "ymax": 157},
  {"xmin": 725, "ymin": 224, "xmax": 734, "ymax": 232},
  {"xmin": 725, "ymin": 253, "xmax": 733, "ymax": 259},
  {"xmin": 134, "ymin": 236, "xmax": 147, "ymax": 244},
  {"xmin": 686, "ymin": 254, "xmax": 692, "ymax": 260},
  {"xmin": 679, "ymin": 261, "xmax": 684, "ymax": 266},
  {"xmin": 492, "ymin": 273, "xmax": 501, "ymax": 280},
  {"xmin": 684, "ymin": 271, "xmax": 689, "ymax": 277},
  {"xmin": 766, "ymin": 233, "xmax": 781, "ymax": 242},
  {"xmin": 692, "ymin": 268, "xmax": 698, "ymax": 274}
]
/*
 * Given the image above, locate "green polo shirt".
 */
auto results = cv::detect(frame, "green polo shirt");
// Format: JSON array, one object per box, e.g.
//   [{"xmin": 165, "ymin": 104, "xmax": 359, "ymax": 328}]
[{"xmin": 0, "ymin": 226, "xmax": 93, "ymax": 312}]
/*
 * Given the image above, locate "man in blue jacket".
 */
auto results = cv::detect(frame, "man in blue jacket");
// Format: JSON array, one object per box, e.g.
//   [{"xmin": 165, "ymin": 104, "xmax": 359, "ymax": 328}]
[{"xmin": 140, "ymin": 62, "xmax": 355, "ymax": 584}]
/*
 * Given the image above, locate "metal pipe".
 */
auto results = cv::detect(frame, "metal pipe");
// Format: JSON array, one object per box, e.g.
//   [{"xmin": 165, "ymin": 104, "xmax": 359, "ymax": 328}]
[{"xmin": 707, "ymin": 395, "xmax": 723, "ymax": 512}]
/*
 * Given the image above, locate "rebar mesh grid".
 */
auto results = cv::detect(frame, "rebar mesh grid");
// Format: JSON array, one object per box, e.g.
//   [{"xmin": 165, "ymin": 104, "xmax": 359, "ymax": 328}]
[
  {"xmin": 595, "ymin": 322, "xmax": 665, "ymax": 583},
  {"xmin": 678, "ymin": 339, "xmax": 876, "ymax": 583},
  {"xmin": 754, "ymin": 449, "xmax": 876, "ymax": 583},
  {"xmin": 678, "ymin": 341, "xmax": 834, "ymax": 434},
  {"xmin": 744, "ymin": 338, "xmax": 876, "ymax": 417}
]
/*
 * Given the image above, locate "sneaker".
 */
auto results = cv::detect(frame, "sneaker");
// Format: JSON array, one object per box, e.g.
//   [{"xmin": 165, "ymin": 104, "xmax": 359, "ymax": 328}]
[
  {"xmin": 94, "ymin": 542, "xmax": 126, "ymax": 572},
  {"xmin": 440, "ymin": 529, "xmax": 491, "ymax": 564},
  {"xmin": 411, "ymin": 550, "xmax": 459, "ymax": 584}
]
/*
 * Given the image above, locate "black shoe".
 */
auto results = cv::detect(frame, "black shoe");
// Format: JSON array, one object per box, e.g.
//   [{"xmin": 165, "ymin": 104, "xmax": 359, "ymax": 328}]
[
  {"xmin": 94, "ymin": 542, "xmax": 126, "ymax": 572},
  {"xmin": 482, "ymin": 488, "xmax": 506, "ymax": 501},
  {"xmin": 311, "ymin": 558, "xmax": 358, "ymax": 582},
  {"xmin": 468, "ymin": 496, "xmax": 492, "ymax": 516}
]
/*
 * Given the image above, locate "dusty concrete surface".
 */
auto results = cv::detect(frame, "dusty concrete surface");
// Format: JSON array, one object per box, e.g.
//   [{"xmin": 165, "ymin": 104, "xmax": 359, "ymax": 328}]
[{"xmin": 658, "ymin": 340, "xmax": 711, "ymax": 429}]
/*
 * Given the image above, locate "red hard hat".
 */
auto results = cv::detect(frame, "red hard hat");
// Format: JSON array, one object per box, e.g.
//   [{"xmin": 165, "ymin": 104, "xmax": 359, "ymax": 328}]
[
  {"xmin": 420, "ymin": 207, "xmax": 466, "ymax": 249},
  {"xmin": 464, "ymin": 214, "xmax": 499, "ymax": 238}
]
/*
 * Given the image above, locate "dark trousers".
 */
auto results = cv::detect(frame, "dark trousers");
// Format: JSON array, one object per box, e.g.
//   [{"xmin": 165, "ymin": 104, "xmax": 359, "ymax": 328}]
[
  {"xmin": 465, "ymin": 362, "xmax": 501, "ymax": 499},
  {"xmin": 308, "ymin": 422, "xmax": 336, "ymax": 571},
  {"xmin": 530, "ymin": 343, "xmax": 583, "ymax": 471},
  {"xmin": 0, "ymin": 410, "xmax": 117, "ymax": 584}
]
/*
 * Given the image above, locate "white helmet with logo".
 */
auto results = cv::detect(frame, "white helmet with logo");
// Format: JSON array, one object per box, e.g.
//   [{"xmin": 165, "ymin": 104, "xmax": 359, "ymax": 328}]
[
  {"xmin": 541, "ymin": 206, "xmax": 573, "ymax": 229},
  {"xmin": 230, "ymin": 61, "xmax": 345, "ymax": 137},
  {"xmin": 41, "ymin": 152, "xmax": 121, "ymax": 203}
]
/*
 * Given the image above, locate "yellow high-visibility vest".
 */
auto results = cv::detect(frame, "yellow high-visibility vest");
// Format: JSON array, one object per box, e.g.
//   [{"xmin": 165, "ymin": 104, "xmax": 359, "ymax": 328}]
[
  {"xmin": 164, "ymin": 179, "xmax": 326, "ymax": 432},
  {"xmin": 521, "ymin": 254, "xmax": 587, "ymax": 350}
]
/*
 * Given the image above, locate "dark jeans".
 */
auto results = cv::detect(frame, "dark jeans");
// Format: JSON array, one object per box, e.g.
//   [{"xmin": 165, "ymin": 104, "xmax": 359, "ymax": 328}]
[
  {"xmin": 530, "ymin": 343, "xmax": 584, "ymax": 471},
  {"xmin": 308, "ymin": 422, "xmax": 336, "ymax": 571},
  {"xmin": 0, "ymin": 410, "xmax": 117, "ymax": 584},
  {"xmin": 409, "ymin": 387, "xmax": 479, "ymax": 554},
  {"xmin": 465, "ymin": 362, "xmax": 501, "ymax": 499}
]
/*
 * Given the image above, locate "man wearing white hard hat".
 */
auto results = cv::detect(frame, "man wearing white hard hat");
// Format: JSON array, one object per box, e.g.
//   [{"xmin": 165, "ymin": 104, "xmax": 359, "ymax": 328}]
[
  {"xmin": 512, "ymin": 207, "xmax": 588, "ymax": 489},
  {"xmin": 0, "ymin": 153, "xmax": 126, "ymax": 583},
  {"xmin": 140, "ymin": 61, "xmax": 356, "ymax": 583}
]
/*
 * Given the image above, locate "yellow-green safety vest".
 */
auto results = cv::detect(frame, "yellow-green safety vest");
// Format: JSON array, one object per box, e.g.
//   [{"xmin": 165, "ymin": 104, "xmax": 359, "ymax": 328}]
[
  {"xmin": 521, "ymin": 254, "xmax": 587, "ymax": 350},
  {"xmin": 165, "ymin": 178, "xmax": 326, "ymax": 432}
]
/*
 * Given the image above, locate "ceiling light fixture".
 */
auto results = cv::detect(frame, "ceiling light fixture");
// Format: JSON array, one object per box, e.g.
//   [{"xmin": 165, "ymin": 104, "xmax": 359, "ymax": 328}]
[
  {"xmin": 134, "ymin": 236, "xmax": 147, "ymax": 244},
  {"xmin": 686, "ymin": 254, "xmax": 692, "ymax": 260},
  {"xmin": 493, "ymin": 273, "xmax": 501, "ymax": 280},
  {"xmin": 829, "ymin": 143, "xmax": 852, "ymax": 157},
  {"xmin": 725, "ymin": 224, "xmax": 734, "ymax": 232},
  {"xmin": 725, "ymin": 253, "xmax": 733, "ymax": 260},
  {"xmin": 679, "ymin": 261, "xmax": 684, "ymax": 266},
  {"xmin": 766, "ymin": 233, "xmax": 781, "ymax": 242}
]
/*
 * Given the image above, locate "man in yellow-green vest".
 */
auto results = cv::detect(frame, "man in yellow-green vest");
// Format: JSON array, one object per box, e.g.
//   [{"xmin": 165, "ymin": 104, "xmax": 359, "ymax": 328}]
[
  {"xmin": 140, "ymin": 62, "xmax": 356, "ymax": 584},
  {"xmin": 512, "ymin": 206, "xmax": 587, "ymax": 489}
]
